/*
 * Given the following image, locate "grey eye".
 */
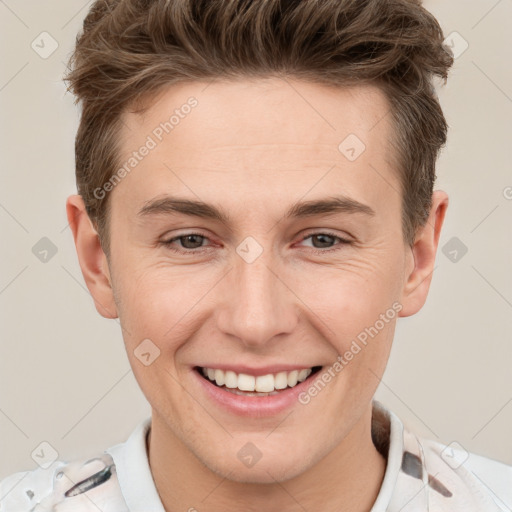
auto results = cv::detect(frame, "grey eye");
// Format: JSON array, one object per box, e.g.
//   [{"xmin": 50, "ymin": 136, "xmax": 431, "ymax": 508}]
[
  {"xmin": 309, "ymin": 234, "xmax": 337, "ymax": 248},
  {"xmin": 178, "ymin": 234, "xmax": 206, "ymax": 249}
]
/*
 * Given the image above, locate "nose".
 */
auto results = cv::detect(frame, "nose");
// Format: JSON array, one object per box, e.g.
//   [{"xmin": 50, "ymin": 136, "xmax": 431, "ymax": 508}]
[{"xmin": 215, "ymin": 249, "xmax": 299, "ymax": 349}]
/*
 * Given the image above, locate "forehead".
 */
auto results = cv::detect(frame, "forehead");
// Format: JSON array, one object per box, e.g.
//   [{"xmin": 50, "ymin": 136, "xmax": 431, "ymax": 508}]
[
  {"xmin": 113, "ymin": 78, "xmax": 399, "ymax": 223},
  {"xmin": 122, "ymin": 78, "xmax": 392, "ymax": 152}
]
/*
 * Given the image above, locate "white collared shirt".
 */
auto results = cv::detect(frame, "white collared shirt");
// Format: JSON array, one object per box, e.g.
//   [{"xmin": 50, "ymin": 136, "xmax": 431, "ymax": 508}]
[{"xmin": 1, "ymin": 401, "xmax": 511, "ymax": 511}]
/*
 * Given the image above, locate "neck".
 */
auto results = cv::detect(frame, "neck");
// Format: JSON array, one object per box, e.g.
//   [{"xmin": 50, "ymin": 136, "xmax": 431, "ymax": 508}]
[{"xmin": 148, "ymin": 404, "xmax": 386, "ymax": 512}]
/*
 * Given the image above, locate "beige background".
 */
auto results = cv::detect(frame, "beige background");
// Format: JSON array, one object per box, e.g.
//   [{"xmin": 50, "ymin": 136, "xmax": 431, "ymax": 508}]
[{"xmin": 1, "ymin": 0, "xmax": 511, "ymax": 481}]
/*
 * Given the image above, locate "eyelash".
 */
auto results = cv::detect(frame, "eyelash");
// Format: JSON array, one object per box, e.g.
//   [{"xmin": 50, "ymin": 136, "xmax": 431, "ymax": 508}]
[
  {"xmin": 300, "ymin": 231, "xmax": 353, "ymax": 253},
  {"xmin": 161, "ymin": 231, "xmax": 352, "ymax": 255}
]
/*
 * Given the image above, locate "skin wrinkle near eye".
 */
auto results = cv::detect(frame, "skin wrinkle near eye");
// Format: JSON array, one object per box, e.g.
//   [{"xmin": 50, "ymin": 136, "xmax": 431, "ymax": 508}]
[
  {"xmin": 150, "ymin": 219, "xmax": 371, "ymax": 256},
  {"xmin": 161, "ymin": 230, "xmax": 353, "ymax": 256}
]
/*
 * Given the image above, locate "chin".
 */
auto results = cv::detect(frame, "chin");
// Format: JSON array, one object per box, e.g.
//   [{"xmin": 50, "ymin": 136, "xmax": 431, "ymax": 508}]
[
  {"xmin": 201, "ymin": 447, "xmax": 314, "ymax": 484},
  {"xmin": 220, "ymin": 464, "xmax": 308, "ymax": 485}
]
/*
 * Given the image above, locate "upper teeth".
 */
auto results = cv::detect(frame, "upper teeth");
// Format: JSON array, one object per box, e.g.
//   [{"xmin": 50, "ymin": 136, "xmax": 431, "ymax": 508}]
[{"xmin": 201, "ymin": 367, "xmax": 313, "ymax": 392}]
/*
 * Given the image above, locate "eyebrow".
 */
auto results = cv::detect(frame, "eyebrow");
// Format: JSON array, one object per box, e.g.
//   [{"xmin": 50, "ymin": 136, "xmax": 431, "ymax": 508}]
[{"xmin": 137, "ymin": 194, "xmax": 375, "ymax": 223}]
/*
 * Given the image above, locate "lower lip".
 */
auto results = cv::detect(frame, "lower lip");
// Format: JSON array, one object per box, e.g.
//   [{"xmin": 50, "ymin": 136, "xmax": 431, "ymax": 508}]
[{"xmin": 192, "ymin": 367, "xmax": 321, "ymax": 418}]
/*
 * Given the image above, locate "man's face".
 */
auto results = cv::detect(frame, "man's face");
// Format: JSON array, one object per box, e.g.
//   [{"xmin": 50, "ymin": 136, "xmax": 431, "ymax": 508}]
[{"xmin": 106, "ymin": 78, "xmax": 413, "ymax": 482}]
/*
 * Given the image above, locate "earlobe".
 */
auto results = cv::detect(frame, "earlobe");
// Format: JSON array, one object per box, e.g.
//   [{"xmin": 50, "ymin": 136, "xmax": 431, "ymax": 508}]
[
  {"xmin": 66, "ymin": 195, "xmax": 118, "ymax": 319},
  {"xmin": 399, "ymin": 190, "xmax": 449, "ymax": 317}
]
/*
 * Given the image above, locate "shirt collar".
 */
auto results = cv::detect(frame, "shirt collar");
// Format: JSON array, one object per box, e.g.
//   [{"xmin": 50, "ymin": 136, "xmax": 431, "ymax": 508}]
[
  {"xmin": 106, "ymin": 416, "xmax": 164, "ymax": 512},
  {"xmin": 370, "ymin": 399, "xmax": 406, "ymax": 511}
]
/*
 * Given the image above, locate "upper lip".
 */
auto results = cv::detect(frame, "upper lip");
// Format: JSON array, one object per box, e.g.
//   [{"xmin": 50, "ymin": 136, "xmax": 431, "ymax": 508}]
[{"xmin": 195, "ymin": 364, "xmax": 321, "ymax": 376}]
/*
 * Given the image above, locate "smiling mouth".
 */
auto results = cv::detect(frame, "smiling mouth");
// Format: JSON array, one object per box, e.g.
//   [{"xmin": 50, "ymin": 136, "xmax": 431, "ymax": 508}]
[{"xmin": 194, "ymin": 366, "xmax": 322, "ymax": 396}]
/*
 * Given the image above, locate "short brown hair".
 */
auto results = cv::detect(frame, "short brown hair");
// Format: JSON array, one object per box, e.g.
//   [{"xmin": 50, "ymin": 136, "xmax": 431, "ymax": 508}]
[{"xmin": 64, "ymin": 0, "xmax": 453, "ymax": 255}]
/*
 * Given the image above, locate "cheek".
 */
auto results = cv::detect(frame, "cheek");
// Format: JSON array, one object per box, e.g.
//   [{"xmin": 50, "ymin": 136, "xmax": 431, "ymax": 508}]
[
  {"xmin": 296, "ymin": 255, "xmax": 403, "ymax": 326},
  {"xmin": 112, "ymin": 262, "xmax": 218, "ymax": 350},
  {"xmin": 111, "ymin": 264, "xmax": 213, "ymax": 420},
  {"xmin": 290, "ymin": 254, "xmax": 402, "ymax": 371}
]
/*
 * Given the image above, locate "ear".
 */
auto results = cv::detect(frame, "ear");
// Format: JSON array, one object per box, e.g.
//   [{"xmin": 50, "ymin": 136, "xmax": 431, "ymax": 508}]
[
  {"xmin": 66, "ymin": 194, "xmax": 118, "ymax": 319},
  {"xmin": 399, "ymin": 190, "xmax": 449, "ymax": 317}
]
